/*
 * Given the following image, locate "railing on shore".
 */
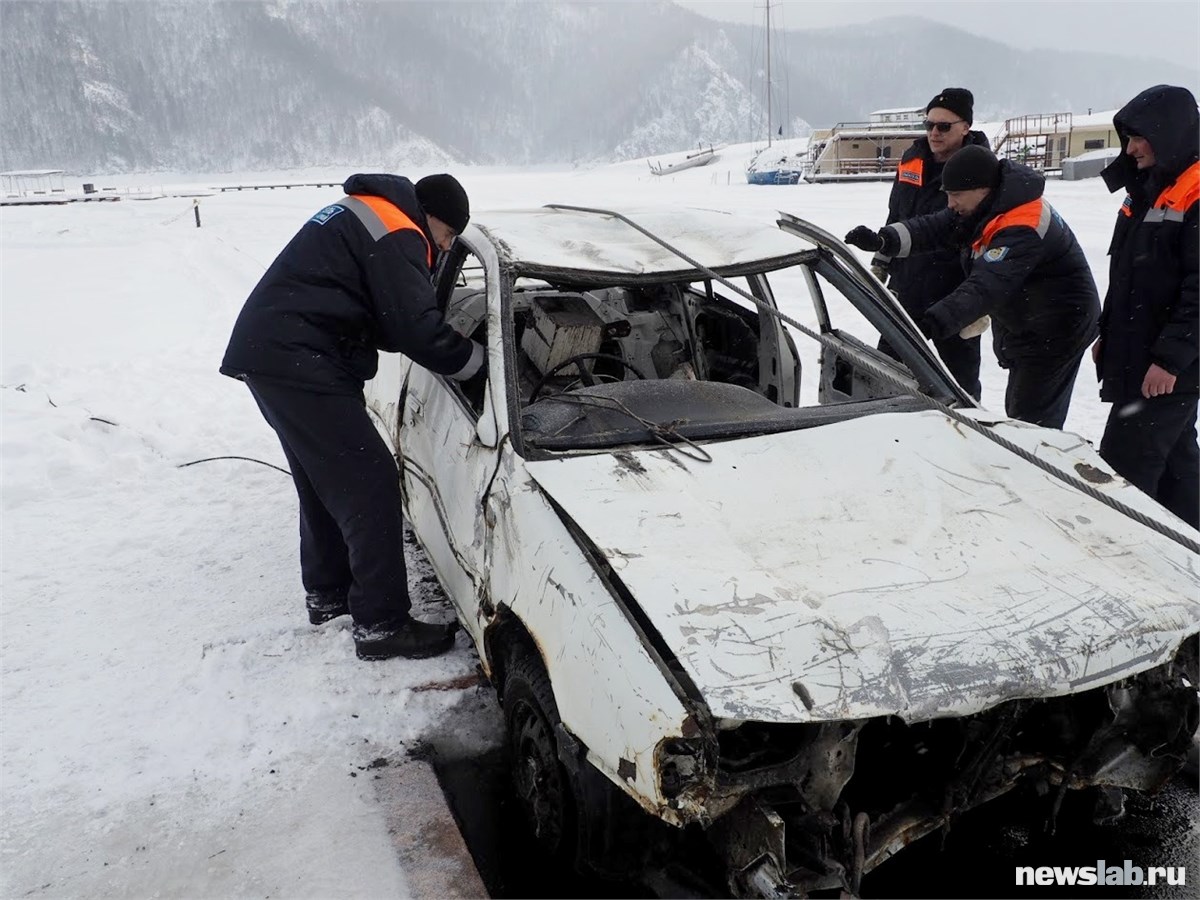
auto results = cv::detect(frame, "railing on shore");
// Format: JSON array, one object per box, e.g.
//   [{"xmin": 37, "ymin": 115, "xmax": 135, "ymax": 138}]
[{"xmin": 212, "ymin": 182, "xmax": 342, "ymax": 192}]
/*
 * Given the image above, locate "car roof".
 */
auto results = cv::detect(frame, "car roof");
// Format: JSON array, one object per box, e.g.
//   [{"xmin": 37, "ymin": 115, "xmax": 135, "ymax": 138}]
[{"xmin": 468, "ymin": 206, "xmax": 811, "ymax": 280}]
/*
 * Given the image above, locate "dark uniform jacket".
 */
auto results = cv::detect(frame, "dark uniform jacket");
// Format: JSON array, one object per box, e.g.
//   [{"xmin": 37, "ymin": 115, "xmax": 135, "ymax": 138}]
[
  {"xmin": 221, "ymin": 174, "xmax": 474, "ymax": 394},
  {"xmin": 1098, "ymin": 85, "xmax": 1200, "ymax": 402},
  {"xmin": 884, "ymin": 160, "xmax": 1100, "ymax": 361},
  {"xmin": 872, "ymin": 130, "xmax": 991, "ymax": 312}
]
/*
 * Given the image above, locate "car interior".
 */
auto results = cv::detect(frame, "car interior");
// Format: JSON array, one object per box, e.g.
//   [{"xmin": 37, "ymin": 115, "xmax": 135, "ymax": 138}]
[{"xmin": 434, "ymin": 242, "xmax": 956, "ymax": 454}]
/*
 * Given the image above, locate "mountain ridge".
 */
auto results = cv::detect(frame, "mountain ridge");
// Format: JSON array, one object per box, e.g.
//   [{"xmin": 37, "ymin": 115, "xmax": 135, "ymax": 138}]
[{"xmin": 1, "ymin": 1, "xmax": 1194, "ymax": 172}]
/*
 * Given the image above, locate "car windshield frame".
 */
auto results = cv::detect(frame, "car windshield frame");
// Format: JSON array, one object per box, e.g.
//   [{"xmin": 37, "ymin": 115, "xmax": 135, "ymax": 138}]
[{"xmin": 462, "ymin": 224, "xmax": 971, "ymax": 461}]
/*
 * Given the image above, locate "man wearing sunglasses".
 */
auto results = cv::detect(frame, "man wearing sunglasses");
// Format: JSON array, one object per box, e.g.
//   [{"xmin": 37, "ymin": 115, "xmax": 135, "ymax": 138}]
[
  {"xmin": 1094, "ymin": 85, "xmax": 1198, "ymax": 528},
  {"xmin": 846, "ymin": 144, "xmax": 1100, "ymax": 429},
  {"xmin": 860, "ymin": 88, "xmax": 991, "ymax": 400}
]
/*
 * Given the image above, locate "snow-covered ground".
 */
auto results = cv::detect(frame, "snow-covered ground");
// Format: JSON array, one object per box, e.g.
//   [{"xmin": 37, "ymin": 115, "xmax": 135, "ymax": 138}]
[{"xmin": 2, "ymin": 144, "xmax": 1126, "ymax": 896}]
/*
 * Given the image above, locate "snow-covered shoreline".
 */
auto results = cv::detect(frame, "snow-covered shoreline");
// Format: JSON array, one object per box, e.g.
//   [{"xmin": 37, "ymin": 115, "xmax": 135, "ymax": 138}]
[{"xmin": 2, "ymin": 150, "xmax": 1127, "ymax": 895}]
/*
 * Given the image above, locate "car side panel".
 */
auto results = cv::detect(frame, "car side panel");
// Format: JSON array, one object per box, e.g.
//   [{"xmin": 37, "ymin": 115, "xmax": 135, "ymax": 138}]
[{"xmin": 485, "ymin": 449, "xmax": 696, "ymax": 820}]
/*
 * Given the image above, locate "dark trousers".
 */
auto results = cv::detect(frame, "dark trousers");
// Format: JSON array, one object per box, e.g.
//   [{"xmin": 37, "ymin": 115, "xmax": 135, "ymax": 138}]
[
  {"xmin": 247, "ymin": 379, "xmax": 409, "ymax": 625},
  {"xmin": 878, "ymin": 333, "xmax": 982, "ymax": 400},
  {"xmin": 996, "ymin": 331, "xmax": 1087, "ymax": 430},
  {"xmin": 1100, "ymin": 393, "xmax": 1199, "ymax": 529}
]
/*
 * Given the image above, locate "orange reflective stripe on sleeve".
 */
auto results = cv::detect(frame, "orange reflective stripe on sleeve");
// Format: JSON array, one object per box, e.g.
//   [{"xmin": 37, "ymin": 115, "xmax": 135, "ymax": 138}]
[
  {"xmin": 972, "ymin": 197, "xmax": 1047, "ymax": 254},
  {"xmin": 349, "ymin": 194, "xmax": 433, "ymax": 267},
  {"xmin": 1154, "ymin": 160, "xmax": 1200, "ymax": 212},
  {"xmin": 897, "ymin": 157, "xmax": 923, "ymax": 186}
]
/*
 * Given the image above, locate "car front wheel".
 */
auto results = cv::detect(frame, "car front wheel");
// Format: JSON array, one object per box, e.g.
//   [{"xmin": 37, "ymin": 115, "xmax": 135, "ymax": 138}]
[{"xmin": 504, "ymin": 645, "xmax": 578, "ymax": 863}]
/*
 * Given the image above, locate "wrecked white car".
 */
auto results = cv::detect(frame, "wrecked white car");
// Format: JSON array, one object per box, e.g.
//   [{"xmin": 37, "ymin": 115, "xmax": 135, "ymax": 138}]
[{"xmin": 366, "ymin": 206, "xmax": 1199, "ymax": 897}]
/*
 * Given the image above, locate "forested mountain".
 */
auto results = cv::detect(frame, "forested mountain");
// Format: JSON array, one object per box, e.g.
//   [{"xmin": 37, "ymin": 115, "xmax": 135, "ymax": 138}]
[{"xmin": 1, "ymin": 1, "xmax": 1194, "ymax": 172}]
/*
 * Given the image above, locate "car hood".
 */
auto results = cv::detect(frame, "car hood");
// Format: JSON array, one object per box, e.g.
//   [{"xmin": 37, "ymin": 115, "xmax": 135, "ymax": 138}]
[{"xmin": 525, "ymin": 410, "xmax": 1200, "ymax": 724}]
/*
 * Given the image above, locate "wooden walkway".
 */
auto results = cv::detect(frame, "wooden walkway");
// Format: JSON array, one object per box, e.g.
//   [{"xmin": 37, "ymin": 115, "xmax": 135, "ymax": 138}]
[
  {"xmin": 212, "ymin": 182, "xmax": 341, "ymax": 192},
  {"xmin": 1, "ymin": 180, "xmax": 344, "ymax": 206},
  {"xmin": 0, "ymin": 194, "xmax": 121, "ymax": 206}
]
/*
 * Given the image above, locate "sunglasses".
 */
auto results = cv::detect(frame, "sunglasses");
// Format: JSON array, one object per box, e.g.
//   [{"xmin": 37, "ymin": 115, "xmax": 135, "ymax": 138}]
[{"xmin": 923, "ymin": 119, "xmax": 964, "ymax": 133}]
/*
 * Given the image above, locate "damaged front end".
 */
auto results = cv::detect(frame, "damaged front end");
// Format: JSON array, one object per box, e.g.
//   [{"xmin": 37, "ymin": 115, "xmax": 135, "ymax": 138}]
[{"xmin": 654, "ymin": 637, "xmax": 1198, "ymax": 898}]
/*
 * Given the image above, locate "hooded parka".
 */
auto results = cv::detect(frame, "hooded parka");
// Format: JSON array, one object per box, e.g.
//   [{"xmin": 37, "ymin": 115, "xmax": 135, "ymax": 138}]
[
  {"xmin": 1098, "ymin": 85, "xmax": 1199, "ymax": 403},
  {"xmin": 1095, "ymin": 85, "xmax": 1199, "ymax": 528}
]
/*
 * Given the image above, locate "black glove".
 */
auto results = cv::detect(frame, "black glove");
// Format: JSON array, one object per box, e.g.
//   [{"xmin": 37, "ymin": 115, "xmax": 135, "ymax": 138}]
[
  {"xmin": 844, "ymin": 226, "xmax": 883, "ymax": 252},
  {"xmin": 920, "ymin": 304, "xmax": 955, "ymax": 341}
]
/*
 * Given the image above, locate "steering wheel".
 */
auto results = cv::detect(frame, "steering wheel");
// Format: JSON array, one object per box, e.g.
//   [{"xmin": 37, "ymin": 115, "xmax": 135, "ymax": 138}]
[{"xmin": 527, "ymin": 353, "xmax": 648, "ymax": 403}]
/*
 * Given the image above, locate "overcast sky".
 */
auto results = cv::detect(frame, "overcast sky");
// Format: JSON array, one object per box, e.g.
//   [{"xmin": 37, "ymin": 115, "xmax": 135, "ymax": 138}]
[{"xmin": 675, "ymin": 0, "xmax": 1200, "ymax": 68}]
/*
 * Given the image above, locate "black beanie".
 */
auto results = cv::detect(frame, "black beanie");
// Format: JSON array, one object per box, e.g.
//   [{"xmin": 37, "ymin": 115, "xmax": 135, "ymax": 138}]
[
  {"xmin": 926, "ymin": 87, "xmax": 974, "ymax": 125},
  {"xmin": 942, "ymin": 145, "xmax": 1000, "ymax": 191},
  {"xmin": 415, "ymin": 173, "xmax": 470, "ymax": 234}
]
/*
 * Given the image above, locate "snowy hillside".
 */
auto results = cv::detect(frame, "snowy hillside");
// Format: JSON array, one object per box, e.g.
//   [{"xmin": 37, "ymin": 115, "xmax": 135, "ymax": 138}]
[{"xmin": 1, "ymin": 1, "xmax": 1196, "ymax": 172}]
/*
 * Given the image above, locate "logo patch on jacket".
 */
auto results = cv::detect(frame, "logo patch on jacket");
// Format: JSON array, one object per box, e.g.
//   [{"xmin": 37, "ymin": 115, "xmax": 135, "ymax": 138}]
[
  {"xmin": 897, "ymin": 158, "xmax": 923, "ymax": 187},
  {"xmin": 1120, "ymin": 194, "xmax": 1133, "ymax": 217},
  {"xmin": 983, "ymin": 246, "xmax": 1009, "ymax": 262},
  {"xmin": 309, "ymin": 204, "xmax": 346, "ymax": 225}
]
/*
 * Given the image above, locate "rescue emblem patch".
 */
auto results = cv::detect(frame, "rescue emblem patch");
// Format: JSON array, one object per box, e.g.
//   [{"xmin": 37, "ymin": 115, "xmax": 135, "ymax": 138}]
[
  {"xmin": 983, "ymin": 246, "xmax": 1009, "ymax": 263},
  {"xmin": 309, "ymin": 204, "xmax": 346, "ymax": 225}
]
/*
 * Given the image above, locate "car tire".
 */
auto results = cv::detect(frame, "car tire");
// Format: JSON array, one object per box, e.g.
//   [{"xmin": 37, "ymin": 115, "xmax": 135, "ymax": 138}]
[{"xmin": 503, "ymin": 645, "xmax": 578, "ymax": 865}]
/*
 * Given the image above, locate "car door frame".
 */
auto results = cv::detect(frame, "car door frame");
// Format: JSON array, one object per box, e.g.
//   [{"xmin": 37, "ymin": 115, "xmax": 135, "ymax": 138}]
[
  {"xmin": 396, "ymin": 228, "xmax": 510, "ymax": 650},
  {"xmin": 777, "ymin": 215, "xmax": 973, "ymax": 408}
]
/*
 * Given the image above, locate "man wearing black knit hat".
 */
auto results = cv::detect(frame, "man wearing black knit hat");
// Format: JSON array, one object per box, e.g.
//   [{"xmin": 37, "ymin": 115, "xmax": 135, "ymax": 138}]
[
  {"xmin": 846, "ymin": 146, "xmax": 1100, "ymax": 428},
  {"xmin": 866, "ymin": 87, "xmax": 991, "ymax": 400},
  {"xmin": 221, "ymin": 172, "xmax": 484, "ymax": 660},
  {"xmin": 415, "ymin": 173, "xmax": 471, "ymax": 247}
]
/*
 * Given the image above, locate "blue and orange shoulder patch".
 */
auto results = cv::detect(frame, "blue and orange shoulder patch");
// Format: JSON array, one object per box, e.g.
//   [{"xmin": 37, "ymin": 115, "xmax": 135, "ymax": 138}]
[{"xmin": 309, "ymin": 204, "xmax": 346, "ymax": 226}]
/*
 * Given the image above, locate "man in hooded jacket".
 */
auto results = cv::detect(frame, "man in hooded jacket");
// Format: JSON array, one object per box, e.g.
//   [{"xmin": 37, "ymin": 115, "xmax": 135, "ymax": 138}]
[
  {"xmin": 871, "ymin": 87, "xmax": 991, "ymax": 400},
  {"xmin": 846, "ymin": 145, "xmax": 1100, "ymax": 429},
  {"xmin": 1094, "ymin": 85, "xmax": 1199, "ymax": 528},
  {"xmin": 222, "ymin": 173, "xmax": 485, "ymax": 660}
]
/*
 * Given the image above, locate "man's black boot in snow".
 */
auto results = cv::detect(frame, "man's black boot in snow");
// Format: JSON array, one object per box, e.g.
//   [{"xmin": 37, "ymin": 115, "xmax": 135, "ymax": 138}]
[
  {"xmin": 353, "ymin": 616, "xmax": 458, "ymax": 660},
  {"xmin": 306, "ymin": 590, "xmax": 350, "ymax": 625}
]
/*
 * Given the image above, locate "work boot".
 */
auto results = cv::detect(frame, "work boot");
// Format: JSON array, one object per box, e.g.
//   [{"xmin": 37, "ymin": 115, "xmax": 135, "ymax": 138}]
[
  {"xmin": 353, "ymin": 616, "xmax": 458, "ymax": 660},
  {"xmin": 306, "ymin": 590, "xmax": 350, "ymax": 625}
]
